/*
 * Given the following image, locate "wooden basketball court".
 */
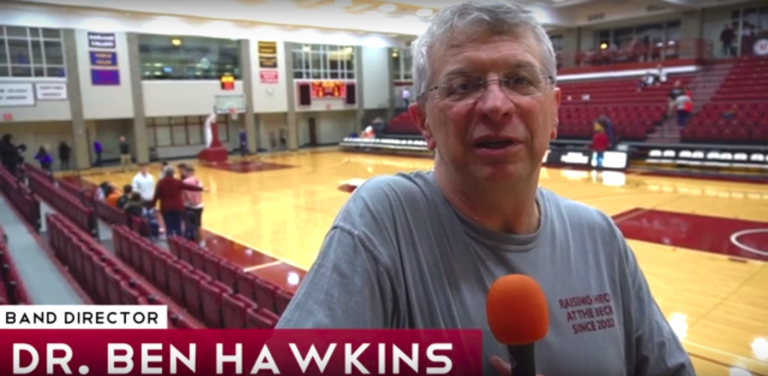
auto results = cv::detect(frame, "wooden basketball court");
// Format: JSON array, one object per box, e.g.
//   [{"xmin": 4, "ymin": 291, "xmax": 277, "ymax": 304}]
[{"xmin": 78, "ymin": 149, "xmax": 768, "ymax": 376}]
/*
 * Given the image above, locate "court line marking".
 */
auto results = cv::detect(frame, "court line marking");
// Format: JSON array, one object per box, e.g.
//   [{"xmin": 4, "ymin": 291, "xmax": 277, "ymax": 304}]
[
  {"xmin": 202, "ymin": 228, "xmax": 308, "ymax": 271},
  {"xmin": 730, "ymin": 228, "xmax": 768, "ymax": 256},
  {"xmin": 243, "ymin": 261, "xmax": 282, "ymax": 272}
]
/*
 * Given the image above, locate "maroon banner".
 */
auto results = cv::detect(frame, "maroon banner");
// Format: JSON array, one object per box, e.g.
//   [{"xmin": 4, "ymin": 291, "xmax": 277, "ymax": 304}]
[{"xmin": 0, "ymin": 329, "xmax": 482, "ymax": 375}]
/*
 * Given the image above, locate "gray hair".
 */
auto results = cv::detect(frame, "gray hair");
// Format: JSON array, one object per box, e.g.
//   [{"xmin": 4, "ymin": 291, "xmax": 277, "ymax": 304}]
[{"xmin": 411, "ymin": 2, "xmax": 557, "ymax": 97}]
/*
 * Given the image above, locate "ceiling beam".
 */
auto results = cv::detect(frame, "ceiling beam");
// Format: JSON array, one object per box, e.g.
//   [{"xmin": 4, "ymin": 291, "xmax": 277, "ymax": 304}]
[{"xmin": 648, "ymin": 0, "xmax": 699, "ymax": 9}]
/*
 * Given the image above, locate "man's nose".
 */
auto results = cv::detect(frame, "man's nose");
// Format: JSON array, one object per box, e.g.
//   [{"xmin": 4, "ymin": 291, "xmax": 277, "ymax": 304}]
[{"xmin": 476, "ymin": 82, "xmax": 515, "ymax": 122}]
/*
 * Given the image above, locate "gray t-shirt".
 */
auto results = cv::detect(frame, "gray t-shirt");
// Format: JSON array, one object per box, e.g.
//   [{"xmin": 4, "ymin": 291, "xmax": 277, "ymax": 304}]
[{"xmin": 277, "ymin": 171, "xmax": 694, "ymax": 376}]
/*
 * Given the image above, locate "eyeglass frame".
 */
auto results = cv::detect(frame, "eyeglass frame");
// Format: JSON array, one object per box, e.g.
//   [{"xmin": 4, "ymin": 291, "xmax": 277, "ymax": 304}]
[{"xmin": 417, "ymin": 71, "xmax": 556, "ymax": 103}]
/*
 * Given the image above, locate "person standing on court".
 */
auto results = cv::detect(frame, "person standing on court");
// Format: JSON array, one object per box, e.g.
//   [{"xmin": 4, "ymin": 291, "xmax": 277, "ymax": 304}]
[
  {"xmin": 131, "ymin": 164, "xmax": 155, "ymax": 205},
  {"xmin": 151, "ymin": 167, "xmax": 204, "ymax": 238},
  {"xmin": 58, "ymin": 141, "xmax": 71, "ymax": 170},
  {"xmin": 276, "ymin": 3, "xmax": 693, "ymax": 376},
  {"xmin": 239, "ymin": 128, "xmax": 248, "ymax": 158},
  {"xmin": 93, "ymin": 139, "xmax": 103, "ymax": 167},
  {"xmin": 118, "ymin": 136, "xmax": 131, "ymax": 171},
  {"xmin": 180, "ymin": 165, "xmax": 204, "ymax": 246}
]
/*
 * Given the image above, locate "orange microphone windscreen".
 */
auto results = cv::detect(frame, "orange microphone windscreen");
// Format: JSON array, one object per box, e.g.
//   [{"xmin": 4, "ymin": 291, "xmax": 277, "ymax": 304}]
[{"xmin": 486, "ymin": 274, "xmax": 549, "ymax": 345}]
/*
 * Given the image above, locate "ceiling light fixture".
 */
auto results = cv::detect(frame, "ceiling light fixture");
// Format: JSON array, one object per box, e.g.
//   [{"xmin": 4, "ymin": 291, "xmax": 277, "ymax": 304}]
[
  {"xmin": 334, "ymin": 0, "xmax": 352, "ymax": 6},
  {"xmin": 416, "ymin": 8, "xmax": 433, "ymax": 17},
  {"xmin": 379, "ymin": 3, "xmax": 396, "ymax": 12}
]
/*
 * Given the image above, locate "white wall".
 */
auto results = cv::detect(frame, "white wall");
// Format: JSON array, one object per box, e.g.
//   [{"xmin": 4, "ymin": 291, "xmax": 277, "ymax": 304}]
[
  {"xmin": 143, "ymin": 81, "xmax": 245, "ymax": 117},
  {"xmin": 297, "ymin": 111, "xmax": 356, "ymax": 147},
  {"xmin": 361, "ymin": 46, "xmax": 390, "ymax": 110},
  {"xmin": 0, "ymin": 121, "xmax": 72, "ymax": 167},
  {"xmin": 88, "ymin": 119, "xmax": 133, "ymax": 160},
  {"xmin": 0, "ymin": 80, "xmax": 72, "ymax": 122},
  {"xmin": 251, "ymin": 40, "xmax": 289, "ymax": 113},
  {"xmin": 74, "ymin": 30, "xmax": 134, "ymax": 120},
  {"xmin": 257, "ymin": 113, "xmax": 286, "ymax": 151}
]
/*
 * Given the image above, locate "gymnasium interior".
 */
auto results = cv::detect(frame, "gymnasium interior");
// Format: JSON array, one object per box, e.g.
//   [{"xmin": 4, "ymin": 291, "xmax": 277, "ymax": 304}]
[{"xmin": 0, "ymin": 0, "xmax": 766, "ymax": 375}]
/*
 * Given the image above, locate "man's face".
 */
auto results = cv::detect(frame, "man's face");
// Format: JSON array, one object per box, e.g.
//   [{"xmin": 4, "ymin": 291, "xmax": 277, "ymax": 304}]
[{"xmin": 410, "ymin": 32, "xmax": 560, "ymax": 185}]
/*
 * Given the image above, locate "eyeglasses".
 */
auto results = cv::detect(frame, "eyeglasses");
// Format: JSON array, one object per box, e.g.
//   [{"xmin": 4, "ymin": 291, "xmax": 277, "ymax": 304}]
[{"xmin": 419, "ymin": 69, "xmax": 555, "ymax": 103}]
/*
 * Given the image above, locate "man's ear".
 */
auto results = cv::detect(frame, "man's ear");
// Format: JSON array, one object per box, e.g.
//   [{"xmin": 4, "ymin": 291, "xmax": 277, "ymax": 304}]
[
  {"xmin": 409, "ymin": 102, "xmax": 436, "ymax": 150},
  {"xmin": 550, "ymin": 86, "xmax": 561, "ymax": 141}
]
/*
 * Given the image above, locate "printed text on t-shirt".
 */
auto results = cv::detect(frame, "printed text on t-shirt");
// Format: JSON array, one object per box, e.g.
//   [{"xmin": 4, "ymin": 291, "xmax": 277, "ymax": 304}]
[{"xmin": 558, "ymin": 293, "xmax": 616, "ymax": 335}]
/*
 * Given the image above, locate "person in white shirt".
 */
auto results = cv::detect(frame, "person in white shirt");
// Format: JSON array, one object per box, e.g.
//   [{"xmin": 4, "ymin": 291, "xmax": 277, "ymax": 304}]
[{"xmin": 131, "ymin": 164, "xmax": 155, "ymax": 205}]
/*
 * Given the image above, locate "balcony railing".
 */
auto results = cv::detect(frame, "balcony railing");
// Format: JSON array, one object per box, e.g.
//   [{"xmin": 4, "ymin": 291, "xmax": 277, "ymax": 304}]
[{"xmin": 555, "ymin": 38, "xmax": 713, "ymax": 69}]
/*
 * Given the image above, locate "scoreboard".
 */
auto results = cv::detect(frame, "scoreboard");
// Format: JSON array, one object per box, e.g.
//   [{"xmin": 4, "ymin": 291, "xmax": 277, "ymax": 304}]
[{"xmin": 311, "ymin": 81, "xmax": 345, "ymax": 98}]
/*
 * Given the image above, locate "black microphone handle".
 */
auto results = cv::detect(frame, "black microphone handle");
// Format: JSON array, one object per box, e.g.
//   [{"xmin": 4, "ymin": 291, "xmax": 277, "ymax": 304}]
[{"xmin": 506, "ymin": 343, "xmax": 536, "ymax": 376}]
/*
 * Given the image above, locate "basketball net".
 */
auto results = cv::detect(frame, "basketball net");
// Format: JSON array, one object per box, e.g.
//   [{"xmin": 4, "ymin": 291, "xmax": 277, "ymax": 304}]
[{"xmin": 229, "ymin": 107, "xmax": 239, "ymax": 121}]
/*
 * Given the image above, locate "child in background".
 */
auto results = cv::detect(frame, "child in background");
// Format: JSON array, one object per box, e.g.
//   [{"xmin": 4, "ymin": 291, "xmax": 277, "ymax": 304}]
[
  {"xmin": 34, "ymin": 146, "xmax": 53, "ymax": 171},
  {"xmin": 591, "ymin": 124, "xmax": 610, "ymax": 170}
]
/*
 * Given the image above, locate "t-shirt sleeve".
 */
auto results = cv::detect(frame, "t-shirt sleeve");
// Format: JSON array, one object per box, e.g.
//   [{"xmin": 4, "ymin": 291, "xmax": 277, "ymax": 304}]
[
  {"xmin": 275, "ymin": 224, "xmax": 394, "ymax": 328},
  {"xmin": 622, "ymin": 241, "xmax": 695, "ymax": 376}
]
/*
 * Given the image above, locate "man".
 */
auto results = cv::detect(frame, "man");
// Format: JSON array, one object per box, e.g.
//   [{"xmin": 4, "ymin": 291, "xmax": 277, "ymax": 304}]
[
  {"xmin": 277, "ymin": 3, "xmax": 692, "ymax": 376},
  {"xmin": 239, "ymin": 128, "xmax": 248, "ymax": 158},
  {"xmin": 402, "ymin": 87, "xmax": 411, "ymax": 108},
  {"xmin": 131, "ymin": 164, "xmax": 155, "ymax": 205},
  {"xmin": 118, "ymin": 136, "xmax": 131, "ymax": 170},
  {"xmin": 370, "ymin": 116, "xmax": 385, "ymax": 138},
  {"xmin": 151, "ymin": 167, "xmax": 203, "ymax": 237},
  {"xmin": 93, "ymin": 139, "xmax": 103, "ymax": 167},
  {"xmin": 667, "ymin": 80, "xmax": 684, "ymax": 118},
  {"xmin": 180, "ymin": 165, "xmax": 204, "ymax": 246},
  {"xmin": 720, "ymin": 24, "xmax": 735, "ymax": 57},
  {"xmin": 675, "ymin": 90, "xmax": 693, "ymax": 127}
]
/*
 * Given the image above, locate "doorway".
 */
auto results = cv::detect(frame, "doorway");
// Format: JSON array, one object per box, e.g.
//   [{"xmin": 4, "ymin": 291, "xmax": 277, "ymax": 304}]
[{"xmin": 308, "ymin": 117, "xmax": 318, "ymax": 146}]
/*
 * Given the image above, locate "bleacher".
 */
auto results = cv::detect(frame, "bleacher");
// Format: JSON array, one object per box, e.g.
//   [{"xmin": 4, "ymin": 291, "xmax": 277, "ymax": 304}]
[
  {"xmin": 682, "ymin": 56, "xmax": 768, "ymax": 144},
  {"xmin": 0, "ymin": 163, "xmax": 295, "ymax": 328}
]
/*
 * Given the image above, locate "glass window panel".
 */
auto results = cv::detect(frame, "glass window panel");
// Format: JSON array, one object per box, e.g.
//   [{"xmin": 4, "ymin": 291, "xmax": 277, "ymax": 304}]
[
  {"xmin": 29, "ymin": 28, "xmax": 39, "ymax": 38},
  {"xmin": 392, "ymin": 49, "xmax": 401, "ymax": 80},
  {"xmin": 0, "ymin": 27, "xmax": 4, "ymax": 36},
  {"xmin": 147, "ymin": 127, "xmax": 156, "ymax": 147},
  {"xmin": 188, "ymin": 124, "xmax": 202, "ymax": 145},
  {"xmin": 43, "ymin": 41, "xmax": 63, "ymax": 65},
  {"xmin": 5, "ymin": 27, "xmax": 27, "ymax": 38},
  {"xmin": 41, "ymin": 28, "xmax": 60, "ymax": 39},
  {"xmin": 744, "ymin": 8, "xmax": 758, "ymax": 29},
  {"xmin": 30, "ymin": 40, "xmax": 43, "ymax": 65},
  {"xmin": 137, "ymin": 34, "xmax": 242, "ymax": 80},
  {"xmin": 0, "ymin": 38, "xmax": 7, "ymax": 64},
  {"xmin": 7, "ymin": 39, "xmax": 31, "ymax": 65},
  {"xmin": 33, "ymin": 66, "xmax": 44, "ymax": 77},
  {"xmin": 0, "ymin": 65, "xmax": 8, "ymax": 77},
  {"xmin": 292, "ymin": 51, "xmax": 304, "ymax": 70},
  {"xmin": 154, "ymin": 117, "xmax": 170, "ymax": 125},
  {"xmin": 46, "ymin": 66, "xmax": 65, "ymax": 77},
  {"xmin": 310, "ymin": 51, "xmax": 321, "ymax": 71},
  {"xmin": 293, "ymin": 70, "xmax": 305, "ymax": 79},
  {"xmin": 155, "ymin": 126, "xmax": 172, "ymax": 147},
  {"xmin": 171, "ymin": 125, "xmax": 187, "ymax": 145},
  {"xmin": 346, "ymin": 71, "xmax": 354, "ymax": 80},
  {"xmin": 10, "ymin": 65, "xmax": 31, "ymax": 77},
  {"xmin": 759, "ymin": 7, "xmax": 768, "ymax": 31}
]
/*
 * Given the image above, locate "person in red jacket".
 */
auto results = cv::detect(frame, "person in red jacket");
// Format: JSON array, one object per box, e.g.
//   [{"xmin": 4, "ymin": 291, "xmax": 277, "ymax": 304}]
[
  {"xmin": 591, "ymin": 123, "xmax": 610, "ymax": 169},
  {"xmin": 151, "ymin": 167, "xmax": 204, "ymax": 237}
]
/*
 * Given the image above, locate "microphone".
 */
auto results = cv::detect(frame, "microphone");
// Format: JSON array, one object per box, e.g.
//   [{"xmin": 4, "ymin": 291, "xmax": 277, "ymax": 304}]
[{"xmin": 486, "ymin": 274, "xmax": 549, "ymax": 376}]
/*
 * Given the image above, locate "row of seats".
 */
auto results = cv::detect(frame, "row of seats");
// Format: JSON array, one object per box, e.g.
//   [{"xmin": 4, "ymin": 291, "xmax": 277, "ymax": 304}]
[
  {"xmin": 46, "ymin": 212, "xmax": 202, "ymax": 328},
  {"xmin": 25, "ymin": 165, "xmax": 96, "ymax": 237},
  {"xmin": 0, "ymin": 223, "xmax": 31, "ymax": 305},
  {"xmin": 0, "ymin": 168, "xmax": 40, "ymax": 232},
  {"xmin": 113, "ymin": 226, "xmax": 281, "ymax": 329},
  {"xmin": 680, "ymin": 126, "xmax": 767, "ymax": 144}
]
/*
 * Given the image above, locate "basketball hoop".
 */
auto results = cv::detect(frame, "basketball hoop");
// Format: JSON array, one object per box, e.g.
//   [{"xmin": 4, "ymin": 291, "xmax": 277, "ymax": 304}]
[{"xmin": 228, "ymin": 107, "xmax": 239, "ymax": 121}]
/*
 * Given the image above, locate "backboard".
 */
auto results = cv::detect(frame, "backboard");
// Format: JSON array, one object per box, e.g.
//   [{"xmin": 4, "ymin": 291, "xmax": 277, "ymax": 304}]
[{"xmin": 214, "ymin": 94, "xmax": 246, "ymax": 115}]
